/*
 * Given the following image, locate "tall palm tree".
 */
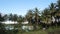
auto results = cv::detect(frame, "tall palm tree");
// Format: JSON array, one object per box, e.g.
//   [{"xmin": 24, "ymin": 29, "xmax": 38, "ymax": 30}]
[
  {"xmin": 49, "ymin": 3, "xmax": 56, "ymax": 15},
  {"xmin": 55, "ymin": 0, "xmax": 60, "ymax": 16},
  {"xmin": 41, "ymin": 8, "xmax": 51, "ymax": 24},
  {"xmin": 9, "ymin": 13, "xmax": 13, "ymax": 21},
  {"xmin": 57, "ymin": 0, "xmax": 60, "ymax": 10},
  {"xmin": 17, "ymin": 15, "xmax": 24, "ymax": 23},
  {"xmin": 49, "ymin": 3, "xmax": 58, "ymax": 27},
  {"xmin": 25, "ymin": 9, "xmax": 33, "ymax": 25},
  {"xmin": 32, "ymin": 8, "xmax": 41, "ymax": 30},
  {"xmin": 13, "ymin": 14, "xmax": 18, "ymax": 21},
  {"xmin": 0, "ymin": 13, "xmax": 6, "ymax": 34},
  {"xmin": 0, "ymin": 13, "xmax": 4, "ymax": 22},
  {"xmin": 3, "ymin": 14, "xmax": 8, "ymax": 21},
  {"xmin": 33, "ymin": 8, "xmax": 40, "ymax": 25},
  {"xmin": 17, "ymin": 15, "xmax": 24, "ymax": 27},
  {"xmin": 49, "ymin": 3, "xmax": 56, "ymax": 22}
]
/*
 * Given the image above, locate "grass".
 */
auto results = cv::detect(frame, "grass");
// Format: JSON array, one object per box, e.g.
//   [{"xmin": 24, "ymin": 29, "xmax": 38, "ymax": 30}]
[
  {"xmin": 19, "ymin": 30, "xmax": 47, "ymax": 34},
  {"xmin": 17, "ymin": 27, "xmax": 60, "ymax": 34},
  {"xmin": 17, "ymin": 29, "xmax": 48, "ymax": 34}
]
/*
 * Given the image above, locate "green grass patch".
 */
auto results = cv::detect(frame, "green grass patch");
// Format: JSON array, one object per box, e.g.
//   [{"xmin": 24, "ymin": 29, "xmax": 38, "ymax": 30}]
[{"xmin": 17, "ymin": 27, "xmax": 60, "ymax": 34}]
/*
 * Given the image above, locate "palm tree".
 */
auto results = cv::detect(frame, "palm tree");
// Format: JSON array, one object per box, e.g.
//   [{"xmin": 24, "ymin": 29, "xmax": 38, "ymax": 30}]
[
  {"xmin": 49, "ymin": 3, "xmax": 56, "ymax": 22},
  {"xmin": 32, "ymin": 8, "xmax": 41, "ymax": 30},
  {"xmin": 41, "ymin": 8, "xmax": 51, "ymax": 24},
  {"xmin": 13, "ymin": 14, "xmax": 18, "ymax": 21},
  {"xmin": 25, "ymin": 9, "xmax": 33, "ymax": 25},
  {"xmin": 49, "ymin": 3, "xmax": 56, "ymax": 16},
  {"xmin": 0, "ymin": 13, "xmax": 6, "ymax": 34},
  {"xmin": 55, "ymin": 0, "xmax": 60, "ymax": 16},
  {"xmin": 0, "ymin": 13, "xmax": 5, "ymax": 22},
  {"xmin": 57, "ymin": 0, "xmax": 60, "ymax": 10},
  {"xmin": 54, "ymin": 0, "xmax": 60, "ymax": 27},
  {"xmin": 17, "ymin": 15, "xmax": 23, "ymax": 23},
  {"xmin": 49, "ymin": 3, "xmax": 58, "ymax": 27},
  {"xmin": 33, "ymin": 8, "xmax": 40, "ymax": 25},
  {"xmin": 9, "ymin": 13, "xmax": 13, "ymax": 21},
  {"xmin": 17, "ymin": 15, "xmax": 24, "ymax": 27},
  {"xmin": 9, "ymin": 14, "xmax": 18, "ymax": 21},
  {"xmin": 3, "ymin": 14, "xmax": 8, "ymax": 21}
]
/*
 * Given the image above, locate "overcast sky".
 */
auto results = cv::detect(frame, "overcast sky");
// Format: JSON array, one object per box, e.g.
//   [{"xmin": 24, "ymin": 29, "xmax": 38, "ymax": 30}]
[{"xmin": 0, "ymin": 0, "xmax": 57, "ymax": 16}]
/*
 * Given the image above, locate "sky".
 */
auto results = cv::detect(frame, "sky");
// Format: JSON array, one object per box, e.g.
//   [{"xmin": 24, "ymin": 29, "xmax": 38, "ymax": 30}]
[{"xmin": 0, "ymin": 0, "xmax": 57, "ymax": 16}]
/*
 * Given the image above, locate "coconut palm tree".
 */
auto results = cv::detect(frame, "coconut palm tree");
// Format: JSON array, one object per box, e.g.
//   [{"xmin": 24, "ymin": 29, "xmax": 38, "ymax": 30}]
[
  {"xmin": 13, "ymin": 14, "xmax": 18, "ymax": 21},
  {"xmin": 33, "ymin": 8, "xmax": 40, "ymax": 25},
  {"xmin": 9, "ymin": 13, "xmax": 13, "ymax": 21},
  {"xmin": 49, "ymin": 3, "xmax": 56, "ymax": 16},
  {"xmin": 3, "ymin": 14, "xmax": 8, "ymax": 21},
  {"xmin": 25, "ymin": 9, "xmax": 33, "ymax": 25},
  {"xmin": 55, "ymin": 0, "xmax": 60, "ymax": 16},
  {"xmin": 55, "ymin": 0, "xmax": 60, "ymax": 26},
  {"xmin": 56, "ymin": 0, "xmax": 60, "ymax": 10},
  {"xmin": 41, "ymin": 8, "xmax": 51, "ymax": 23},
  {"xmin": 0, "ymin": 13, "xmax": 5, "ymax": 22},
  {"xmin": 49, "ymin": 3, "xmax": 58, "ymax": 27},
  {"xmin": 49, "ymin": 3, "xmax": 56, "ymax": 23},
  {"xmin": 32, "ymin": 8, "xmax": 41, "ymax": 30}
]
